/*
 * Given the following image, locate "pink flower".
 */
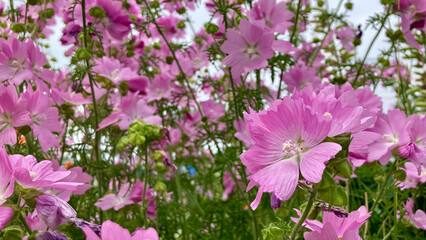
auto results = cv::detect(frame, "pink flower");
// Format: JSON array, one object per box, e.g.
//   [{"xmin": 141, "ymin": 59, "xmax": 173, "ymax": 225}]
[
  {"xmin": 129, "ymin": 180, "xmax": 157, "ymax": 219},
  {"xmin": 95, "ymin": 0, "xmax": 132, "ymax": 41},
  {"xmin": 0, "ymin": 37, "xmax": 32, "ymax": 85},
  {"xmin": 398, "ymin": 114, "xmax": 426, "ymax": 167},
  {"xmin": 282, "ymin": 63, "xmax": 321, "ymax": 92},
  {"xmin": 398, "ymin": 162, "xmax": 426, "ymax": 190},
  {"xmin": 0, "ymin": 86, "xmax": 31, "ymax": 146},
  {"xmin": 10, "ymin": 154, "xmax": 79, "ymax": 190},
  {"xmin": 0, "ymin": 147, "xmax": 14, "ymax": 205},
  {"xmin": 83, "ymin": 220, "xmax": 159, "ymax": 240},
  {"xmin": 336, "ymin": 27, "xmax": 355, "ymax": 52},
  {"xmin": 402, "ymin": 198, "xmax": 426, "ymax": 230},
  {"xmin": 240, "ymin": 97, "xmax": 341, "ymax": 209},
  {"xmin": 247, "ymin": 0, "xmax": 294, "ymax": 33},
  {"xmin": 98, "ymin": 92, "xmax": 162, "ymax": 130},
  {"xmin": 95, "ymin": 182, "xmax": 134, "ymax": 211},
  {"xmin": 367, "ymin": 109, "xmax": 410, "ymax": 165},
  {"xmin": 293, "ymin": 206, "xmax": 371, "ymax": 240},
  {"xmin": 201, "ymin": 100, "xmax": 225, "ymax": 120},
  {"xmin": 234, "ymin": 119, "xmax": 252, "ymax": 148},
  {"xmin": 22, "ymin": 90, "xmax": 62, "ymax": 151},
  {"xmin": 221, "ymin": 19, "xmax": 274, "ymax": 80},
  {"xmin": 0, "ymin": 207, "xmax": 13, "ymax": 231}
]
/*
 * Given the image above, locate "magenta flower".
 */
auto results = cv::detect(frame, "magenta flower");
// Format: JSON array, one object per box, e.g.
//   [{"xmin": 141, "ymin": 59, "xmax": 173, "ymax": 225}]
[
  {"xmin": 402, "ymin": 198, "xmax": 426, "ymax": 230},
  {"xmin": 0, "ymin": 147, "xmax": 14, "ymax": 205},
  {"xmin": 247, "ymin": 0, "xmax": 294, "ymax": 33},
  {"xmin": 83, "ymin": 220, "xmax": 159, "ymax": 240},
  {"xmin": 36, "ymin": 194, "xmax": 77, "ymax": 230},
  {"xmin": 0, "ymin": 86, "xmax": 31, "ymax": 146},
  {"xmin": 0, "ymin": 207, "xmax": 13, "ymax": 231},
  {"xmin": 98, "ymin": 92, "xmax": 162, "ymax": 130},
  {"xmin": 240, "ymin": 97, "xmax": 341, "ymax": 209},
  {"xmin": 234, "ymin": 119, "xmax": 252, "ymax": 148},
  {"xmin": 293, "ymin": 206, "xmax": 371, "ymax": 240},
  {"xmin": 221, "ymin": 19, "xmax": 274, "ymax": 79},
  {"xmin": 22, "ymin": 90, "xmax": 62, "ymax": 151},
  {"xmin": 129, "ymin": 180, "xmax": 157, "ymax": 219},
  {"xmin": 283, "ymin": 63, "xmax": 321, "ymax": 92}
]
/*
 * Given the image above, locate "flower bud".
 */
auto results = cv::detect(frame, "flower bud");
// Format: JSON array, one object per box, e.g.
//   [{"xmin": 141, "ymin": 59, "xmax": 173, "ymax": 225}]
[
  {"xmin": 150, "ymin": 0, "xmax": 160, "ymax": 8},
  {"xmin": 36, "ymin": 194, "xmax": 77, "ymax": 230},
  {"xmin": 76, "ymin": 47, "xmax": 93, "ymax": 60},
  {"xmin": 177, "ymin": 7, "xmax": 186, "ymax": 15},
  {"xmin": 89, "ymin": 6, "xmax": 106, "ymax": 19},
  {"xmin": 394, "ymin": 169, "xmax": 406, "ymax": 182},
  {"xmin": 176, "ymin": 21, "xmax": 186, "ymax": 29},
  {"xmin": 317, "ymin": 0, "xmax": 325, "ymax": 7},
  {"xmin": 205, "ymin": 23, "xmax": 219, "ymax": 34},
  {"xmin": 344, "ymin": 2, "xmax": 353, "ymax": 10},
  {"xmin": 10, "ymin": 23, "xmax": 25, "ymax": 33},
  {"xmin": 154, "ymin": 181, "xmax": 167, "ymax": 192},
  {"xmin": 334, "ymin": 159, "xmax": 353, "ymax": 178}
]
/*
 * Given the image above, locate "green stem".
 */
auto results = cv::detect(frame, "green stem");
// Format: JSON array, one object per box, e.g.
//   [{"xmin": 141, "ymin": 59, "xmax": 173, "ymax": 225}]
[
  {"xmin": 289, "ymin": 190, "xmax": 317, "ymax": 240},
  {"xmin": 370, "ymin": 160, "xmax": 396, "ymax": 213},
  {"xmin": 353, "ymin": 9, "xmax": 390, "ymax": 87},
  {"xmin": 141, "ymin": 143, "xmax": 149, "ymax": 227},
  {"xmin": 81, "ymin": 0, "xmax": 103, "ymax": 222}
]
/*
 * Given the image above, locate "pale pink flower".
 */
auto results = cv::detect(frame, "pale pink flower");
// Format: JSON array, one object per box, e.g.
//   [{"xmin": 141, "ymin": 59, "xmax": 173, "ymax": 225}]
[
  {"xmin": 0, "ymin": 207, "xmax": 13, "ymax": 231},
  {"xmin": 402, "ymin": 198, "xmax": 426, "ymax": 230},
  {"xmin": 10, "ymin": 154, "xmax": 80, "ymax": 190},
  {"xmin": 22, "ymin": 90, "xmax": 62, "ymax": 151},
  {"xmin": 83, "ymin": 220, "xmax": 159, "ymax": 240},
  {"xmin": 98, "ymin": 92, "xmax": 162, "ymax": 130},
  {"xmin": 247, "ymin": 0, "xmax": 294, "ymax": 33},
  {"xmin": 0, "ymin": 147, "xmax": 14, "ymax": 205},
  {"xmin": 240, "ymin": 97, "xmax": 341, "ymax": 209},
  {"xmin": 221, "ymin": 19, "xmax": 274, "ymax": 79},
  {"xmin": 398, "ymin": 114, "xmax": 426, "ymax": 167},
  {"xmin": 0, "ymin": 86, "xmax": 31, "ymax": 146},
  {"xmin": 293, "ymin": 206, "xmax": 371, "ymax": 240},
  {"xmin": 367, "ymin": 109, "xmax": 410, "ymax": 165},
  {"xmin": 234, "ymin": 119, "xmax": 252, "ymax": 148},
  {"xmin": 95, "ymin": 182, "xmax": 134, "ymax": 211},
  {"xmin": 398, "ymin": 162, "xmax": 426, "ymax": 190},
  {"xmin": 283, "ymin": 63, "xmax": 321, "ymax": 92},
  {"xmin": 336, "ymin": 27, "xmax": 355, "ymax": 52},
  {"xmin": 201, "ymin": 100, "xmax": 225, "ymax": 120}
]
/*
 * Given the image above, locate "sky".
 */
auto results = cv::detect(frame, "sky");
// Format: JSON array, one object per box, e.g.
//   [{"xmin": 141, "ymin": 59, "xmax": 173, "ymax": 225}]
[{"xmin": 7, "ymin": 0, "xmax": 396, "ymax": 110}]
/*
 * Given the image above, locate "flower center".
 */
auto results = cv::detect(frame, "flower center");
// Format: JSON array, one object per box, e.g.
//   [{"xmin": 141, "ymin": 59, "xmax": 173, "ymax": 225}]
[
  {"xmin": 245, "ymin": 44, "xmax": 259, "ymax": 59},
  {"xmin": 282, "ymin": 140, "xmax": 301, "ymax": 158},
  {"xmin": 382, "ymin": 134, "xmax": 398, "ymax": 145},
  {"xmin": 324, "ymin": 112, "xmax": 333, "ymax": 118},
  {"xmin": 29, "ymin": 171, "xmax": 38, "ymax": 180}
]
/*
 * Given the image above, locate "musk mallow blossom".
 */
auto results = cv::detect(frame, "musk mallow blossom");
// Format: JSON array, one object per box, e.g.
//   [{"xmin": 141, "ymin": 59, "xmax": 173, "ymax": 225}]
[
  {"xmin": 221, "ymin": 19, "xmax": 274, "ymax": 80},
  {"xmin": 247, "ymin": 0, "xmax": 294, "ymax": 33},
  {"xmin": 367, "ymin": 109, "xmax": 410, "ymax": 165},
  {"xmin": 0, "ymin": 147, "xmax": 14, "ymax": 205},
  {"xmin": 9, "ymin": 154, "xmax": 81, "ymax": 190},
  {"xmin": 402, "ymin": 198, "xmax": 426, "ymax": 230},
  {"xmin": 95, "ymin": 0, "xmax": 132, "ymax": 41},
  {"xmin": 22, "ymin": 90, "xmax": 62, "ymax": 151},
  {"xmin": 336, "ymin": 27, "xmax": 355, "ymax": 52},
  {"xmin": 201, "ymin": 100, "xmax": 225, "ymax": 120},
  {"xmin": 95, "ymin": 182, "xmax": 134, "ymax": 211},
  {"xmin": 398, "ymin": 162, "xmax": 426, "ymax": 190},
  {"xmin": 282, "ymin": 63, "xmax": 322, "ymax": 92},
  {"xmin": 83, "ymin": 220, "xmax": 159, "ymax": 240},
  {"xmin": 240, "ymin": 97, "xmax": 342, "ymax": 209},
  {"xmin": 398, "ymin": 114, "xmax": 426, "ymax": 167},
  {"xmin": 36, "ymin": 194, "xmax": 77, "ymax": 230},
  {"xmin": 98, "ymin": 91, "xmax": 162, "ymax": 130},
  {"xmin": 0, "ymin": 206, "xmax": 13, "ymax": 231},
  {"xmin": 0, "ymin": 85, "xmax": 32, "ymax": 146},
  {"xmin": 292, "ymin": 206, "xmax": 371, "ymax": 240}
]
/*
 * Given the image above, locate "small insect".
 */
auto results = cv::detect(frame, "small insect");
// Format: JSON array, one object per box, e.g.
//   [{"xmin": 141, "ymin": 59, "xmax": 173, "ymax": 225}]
[{"xmin": 316, "ymin": 202, "xmax": 349, "ymax": 218}]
